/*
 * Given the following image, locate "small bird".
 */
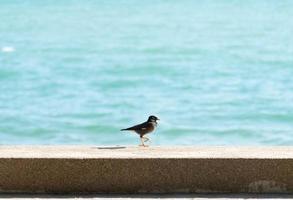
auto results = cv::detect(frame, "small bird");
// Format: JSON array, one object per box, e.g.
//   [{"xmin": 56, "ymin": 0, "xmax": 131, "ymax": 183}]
[{"xmin": 121, "ymin": 115, "xmax": 159, "ymax": 147}]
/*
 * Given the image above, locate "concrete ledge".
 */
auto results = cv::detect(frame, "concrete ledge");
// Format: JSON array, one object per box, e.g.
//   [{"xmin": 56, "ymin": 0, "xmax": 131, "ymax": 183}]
[{"xmin": 0, "ymin": 146, "xmax": 293, "ymax": 194}]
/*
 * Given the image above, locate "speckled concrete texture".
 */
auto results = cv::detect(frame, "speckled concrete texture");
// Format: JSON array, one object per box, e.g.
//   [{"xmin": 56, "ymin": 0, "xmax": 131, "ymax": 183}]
[
  {"xmin": 1, "ymin": 194, "xmax": 293, "ymax": 199},
  {"xmin": 0, "ymin": 146, "xmax": 293, "ymax": 194}
]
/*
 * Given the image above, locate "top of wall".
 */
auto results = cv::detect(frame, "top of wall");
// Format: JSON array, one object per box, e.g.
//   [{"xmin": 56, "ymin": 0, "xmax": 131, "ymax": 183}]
[{"xmin": 1, "ymin": 146, "xmax": 293, "ymax": 159}]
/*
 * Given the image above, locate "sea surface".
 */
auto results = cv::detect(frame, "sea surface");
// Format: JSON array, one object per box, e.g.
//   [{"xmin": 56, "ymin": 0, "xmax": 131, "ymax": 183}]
[{"xmin": 1, "ymin": 0, "xmax": 293, "ymax": 145}]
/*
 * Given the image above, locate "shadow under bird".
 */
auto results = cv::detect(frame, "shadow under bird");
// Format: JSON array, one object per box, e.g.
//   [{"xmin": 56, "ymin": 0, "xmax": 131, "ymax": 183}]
[{"xmin": 121, "ymin": 115, "xmax": 159, "ymax": 147}]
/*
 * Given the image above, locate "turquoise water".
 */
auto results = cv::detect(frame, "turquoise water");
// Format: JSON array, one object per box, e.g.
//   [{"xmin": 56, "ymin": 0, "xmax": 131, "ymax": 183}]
[{"xmin": 1, "ymin": 0, "xmax": 293, "ymax": 145}]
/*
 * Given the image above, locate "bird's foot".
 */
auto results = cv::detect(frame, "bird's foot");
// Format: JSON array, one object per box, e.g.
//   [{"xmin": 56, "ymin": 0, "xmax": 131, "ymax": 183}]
[{"xmin": 139, "ymin": 144, "xmax": 149, "ymax": 147}]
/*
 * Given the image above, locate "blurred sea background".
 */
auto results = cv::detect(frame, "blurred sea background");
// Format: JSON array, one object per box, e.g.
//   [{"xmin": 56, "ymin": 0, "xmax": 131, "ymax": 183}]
[{"xmin": 1, "ymin": 0, "xmax": 293, "ymax": 145}]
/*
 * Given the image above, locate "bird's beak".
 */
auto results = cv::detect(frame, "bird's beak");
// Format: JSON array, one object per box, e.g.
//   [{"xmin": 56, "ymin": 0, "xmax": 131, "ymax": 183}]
[{"xmin": 157, "ymin": 118, "xmax": 160, "ymax": 120}]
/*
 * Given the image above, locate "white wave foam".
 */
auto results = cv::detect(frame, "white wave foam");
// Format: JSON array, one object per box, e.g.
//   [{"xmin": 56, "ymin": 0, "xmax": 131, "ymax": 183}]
[{"xmin": 1, "ymin": 46, "xmax": 15, "ymax": 53}]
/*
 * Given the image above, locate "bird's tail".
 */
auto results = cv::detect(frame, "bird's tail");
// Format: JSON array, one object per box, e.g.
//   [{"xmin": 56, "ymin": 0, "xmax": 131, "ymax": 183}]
[{"xmin": 120, "ymin": 128, "xmax": 127, "ymax": 131}]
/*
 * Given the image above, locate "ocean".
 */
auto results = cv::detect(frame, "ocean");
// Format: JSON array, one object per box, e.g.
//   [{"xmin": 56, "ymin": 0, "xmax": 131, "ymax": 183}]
[{"xmin": 1, "ymin": 0, "xmax": 293, "ymax": 145}]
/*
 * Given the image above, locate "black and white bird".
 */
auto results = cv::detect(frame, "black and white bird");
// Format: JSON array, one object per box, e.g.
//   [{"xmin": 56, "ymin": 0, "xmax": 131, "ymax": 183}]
[{"xmin": 121, "ymin": 115, "xmax": 159, "ymax": 147}]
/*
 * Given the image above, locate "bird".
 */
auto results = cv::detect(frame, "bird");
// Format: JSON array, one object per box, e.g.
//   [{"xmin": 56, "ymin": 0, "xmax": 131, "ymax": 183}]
[{"xmin": 121, "ymin": 115, "xmax": 159, "ymax": 147}]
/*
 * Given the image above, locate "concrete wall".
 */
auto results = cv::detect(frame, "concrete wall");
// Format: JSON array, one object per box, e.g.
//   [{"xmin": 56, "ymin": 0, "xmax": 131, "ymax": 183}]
[{"xmin": 0, "ymin": 146, "xmax": 293, "ymax": 194}]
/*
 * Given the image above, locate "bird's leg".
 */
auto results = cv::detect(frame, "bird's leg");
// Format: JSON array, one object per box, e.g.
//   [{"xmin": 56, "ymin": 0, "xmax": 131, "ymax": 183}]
[
  {"xmin": 142, "ymin": 136, "xmax": 149, "ymax": 147},
  {"xmin": 144, "ymin": 136, "xmax": 151, "ymax": 145},
  {"xmin": 139, "ymin": 136, "xmax": 148, "ymax": 147},
  {"xmin": 143, "ymin": 137, "xmax": 149, "ymax": 142},
  {"xmin": 139, "ymin": 136, "xmax": 145, "ymax": 147}
]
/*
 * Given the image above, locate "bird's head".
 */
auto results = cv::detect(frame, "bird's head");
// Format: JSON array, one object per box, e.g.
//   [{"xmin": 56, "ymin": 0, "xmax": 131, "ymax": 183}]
[{"xmin": 147, "ymin": 115, "xmax": 160, "ymax": 122}]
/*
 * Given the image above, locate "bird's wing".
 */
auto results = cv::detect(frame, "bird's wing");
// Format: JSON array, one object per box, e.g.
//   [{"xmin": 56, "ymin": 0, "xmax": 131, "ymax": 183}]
[{"xmin": 121, "ymin": 121, "xmax": 149, "ymax": 131}]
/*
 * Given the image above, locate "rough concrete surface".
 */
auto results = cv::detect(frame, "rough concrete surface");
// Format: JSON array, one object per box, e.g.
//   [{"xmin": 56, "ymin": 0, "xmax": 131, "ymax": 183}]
[
  {"xmin": 1, "ymin": 194, "xmax": 293, "ymax": 200},
  {"xmin": 0, "ymin": 146, "xmax": 293, "ymax": 194}
]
